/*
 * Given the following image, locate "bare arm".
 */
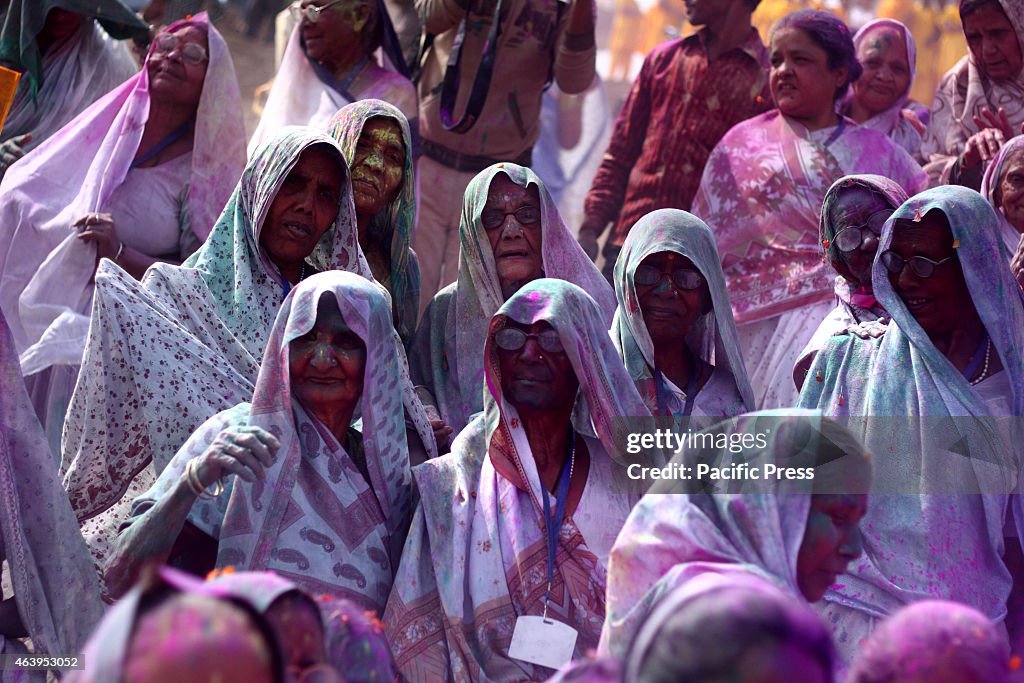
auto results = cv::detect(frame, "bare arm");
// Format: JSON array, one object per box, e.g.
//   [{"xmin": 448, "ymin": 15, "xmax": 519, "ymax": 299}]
[{"xmin": 105, "ymin": 425, "xmax": 280, "ymax": 598}]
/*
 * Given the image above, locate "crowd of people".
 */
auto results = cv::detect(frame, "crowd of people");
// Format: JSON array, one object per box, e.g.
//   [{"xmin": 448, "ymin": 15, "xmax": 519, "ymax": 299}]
[{"xmin": 1, "ymin": 0, "xmax": 1024, "ymax": 680}]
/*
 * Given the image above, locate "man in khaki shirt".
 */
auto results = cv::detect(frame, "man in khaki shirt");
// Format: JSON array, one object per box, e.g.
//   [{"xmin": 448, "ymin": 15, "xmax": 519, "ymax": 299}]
[{"xmin": 413, "ymin": 0, "xmax": 596, "ymax": 309}]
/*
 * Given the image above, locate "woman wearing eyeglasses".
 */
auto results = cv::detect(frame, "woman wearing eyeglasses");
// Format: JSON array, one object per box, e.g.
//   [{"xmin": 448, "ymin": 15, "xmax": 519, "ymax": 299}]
[
  {"xmin": 409, "ymin": 163, "xmax": 615, "ymax": 446},
  {"xmin": 798, "ymin": 184, "xmax": 1024, "ymax": 665},
  {"xmin": 692, "ymin": 10, "xmax": 928, "ymax": 411},
  {"xmin": 387, "ymin": 278, "xmax": 655, "ymax": 682},
  {"xmin": 610, "ymin": 209, "xmax": 754, "ymax": 419},
  {"xmin": 793, "ymin": 174, "xmax": 909, "ymax": 391},
  {"xmin": 250, "ymin": 0, "xmax": 417, "ymax": 156},
  {"xmin": 0, "ymin": 13, "xmax": 245, "ymax": 454}
]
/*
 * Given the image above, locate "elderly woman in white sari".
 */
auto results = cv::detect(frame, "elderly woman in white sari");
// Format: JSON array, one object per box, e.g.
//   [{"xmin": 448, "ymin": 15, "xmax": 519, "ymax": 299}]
[
  {"xmin": 841, "ymin": 18, "xmax": 926, "ymax": 158},
  {"xmin": 60, "ymin": 129, "xmax": 425, "ymax": 568},
  {"xmin": 329, "ymin": 99, "xmax": 421, "ymax": 344},
  {"xmin": 799, "ymin": 185, "xmax": 1024, "ymax": 663},
  {"xmin": 106, "ymin": 272, "xmax": 428, "ymax": 614},
  {"xmin": 612, "ymin": 209, "xmax": 754, "ymax": 419},
  {"xmin": 920, "ymin": 0, "xmax": 1024, "ymax": 187},
  {"xmin": 249, "ymin": 0, "xmax": 417, "ymax": 154},
  {"xmin": 0, "ymin": 308, "xmax": 104, "ymax": 682},
  {"xmin": 0, "ymin": 0, "xmax": 146, "ymax": 175},
  {"xmin": 386, "ymin": 278, "xmax": 655, "ymax": 682},
  {"xmin": 600, "ymin": 411, "xmax": 870, "ymax": 663},
  {"xmin": 410, "ymin": 163, "xmax": 615, "ymax": 441},
  {"xmin": 0, "ymin": 14, "xmax": 246, "ymax": 454}
]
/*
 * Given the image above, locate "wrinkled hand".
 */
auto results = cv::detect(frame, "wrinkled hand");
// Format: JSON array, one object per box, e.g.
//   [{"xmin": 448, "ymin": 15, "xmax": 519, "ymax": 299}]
[
  {"xmin": 963, "ymin": 127, "xmax": 1007, "ymax": 169},
  {"xmin": 190, "ymin": 425, "xmax": 281, "ymax": 489},
  {"xmin": 836, "ymin": 317, "xmax": 888, "ymax": 340},
  {"xmin": 1012, "ymin": 233, "xmax": 1024, "ymax": 289},
  {"xmin": 0, "ymin": 134, "xmax": 31, "ymax": 174},
  {"xmin": 74, "ymin": 212, "xmax": 120, "ymax": 262},
  {"xmin": 974, "ymin": 107, "xmax": 1016, "ymax": 140}
]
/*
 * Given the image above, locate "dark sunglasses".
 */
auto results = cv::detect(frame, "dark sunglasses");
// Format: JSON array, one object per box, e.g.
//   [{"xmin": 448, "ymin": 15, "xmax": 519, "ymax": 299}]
[
  {"xmin": 481, "ymin": 205, "xmax": 541, "ymax": 230},
  {"xmin": 831, "ymin": 209, "xmax": 893, "ymax": 252},
  {"xmin": 880, "ymin": 250, "xmax": 956, "ymax": 279},
  {"xmin": 494, "ymin": 328, "xmax": 564, "ymax": 353},
  {"xmin": 634, "ymin": 264, "xmax": 705, "ymax": 290},
  {"xmin": 152, "ymin": 33, "xmax": 208, "ymax": 66}
]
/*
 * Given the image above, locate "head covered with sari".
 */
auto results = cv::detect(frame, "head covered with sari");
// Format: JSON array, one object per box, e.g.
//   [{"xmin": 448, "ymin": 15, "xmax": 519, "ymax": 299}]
[
  {"xmin": 0, "ymin": 0, "xmax": 147, "ymax": 94},
  {"xmin": 0, "ymin": 12, "xmax": 246, "ymax": 362},
  {"xmin": 133, "ymin": 271, "xmax": 425, "ymax": 612},
  {"xmin": 611, "ymin": 209, "xmax": 754, "ymax": 417},
  {"xmin": 328, "ymin": 99, "xmax": 420, "ymax": 343},
  {"xmin": 68, "ymin": 566, "xmax": 286, "ymax": 683},
  {"xmin": 847, "ymin": 19, "xmax": 921, "ymax": 153},
  {"xmin": 62, "ymin": 128, "xmax": 372, "ymax": 527},
  {"xmin": 413, "ymin": 163, "xmax": 615, "ymax": 433},
  {"xmin": 980, "ymin": 133, "xmax": 1024, "ymax": 258},
  {"xmin": 0, "ymin": 309, "xmax": 103, "ymax": 664},
  {"xmin": 621, "ymin": 572, "xmax": 837, "ymax": 683},
  {"xmin": 600, "ymin": 410, "xmax": 870, "ymax": 658},
  {"xmin": 387, "ymin": 279, "xmax": 652, "ymax": 682},
  {"xmin": 799, "ymin": 185, "xmax": 1024, "ymax": 642},
  {"xmin": 921, "ymin": 0, "xmax": 1024, "ymax": 176}
]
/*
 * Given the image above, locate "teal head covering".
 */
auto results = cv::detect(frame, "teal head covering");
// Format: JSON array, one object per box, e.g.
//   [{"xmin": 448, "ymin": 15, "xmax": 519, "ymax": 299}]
[
  {"xmin": 0, "ymin": 0, "xmax": 148, "ymax": 95},
  {"xmin": 799, "ymin": 185, "xmax": 1024, "ymax": 631},
  {"xmin": 181, "ymin": 126, "xmax": 371, "ymax": 359},
  {"xmin": 611, "ymin": 209, "xmax": 754, "ymax": 417},
  {"xmin": 328, "ymin": 99, "xmax": 420, "ymax": 344}
]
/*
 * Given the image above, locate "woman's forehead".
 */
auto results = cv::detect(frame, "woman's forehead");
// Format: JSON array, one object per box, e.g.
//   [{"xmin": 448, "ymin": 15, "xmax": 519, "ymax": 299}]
[{"xmin": 172, "ymin": 24, "xmax": 208, "ymax": 46}]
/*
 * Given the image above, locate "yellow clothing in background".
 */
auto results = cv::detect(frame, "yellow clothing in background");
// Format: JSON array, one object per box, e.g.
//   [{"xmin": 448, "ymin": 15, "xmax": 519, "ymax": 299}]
[
  {"xmin": 752, "ymin": 0, "xmax": 827, "ymax": 42},
  {"xmin": 608, "ymin": 0, "xmax": 643, "ymax": 81}
]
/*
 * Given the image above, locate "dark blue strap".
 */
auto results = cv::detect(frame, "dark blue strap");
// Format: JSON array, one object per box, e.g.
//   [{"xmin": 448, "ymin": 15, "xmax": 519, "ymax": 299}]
[
  {"xmin": 377, "ymin": 0, "xmax": 412, "ymax": 78},
  {"xmin": 131, "ymin": 117, "xmax": 194, "ymax": 168},
  {"xmin": 541, "ymin": 430, "xmax": 574, "ymax": 609},
  {"xmin": 438, "ymin": 0, "xmax": 503, "ymax": 133},
  {"xmin": 823, "ymin": 116, "xmax": 847, "ymax": 148},
  {"xmin": 307, "ymin": 47, "xmax": 369, "ymax": 103}
]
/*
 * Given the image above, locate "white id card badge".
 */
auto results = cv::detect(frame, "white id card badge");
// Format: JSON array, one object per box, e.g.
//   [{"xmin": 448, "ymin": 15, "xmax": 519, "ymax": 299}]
[{"xmin": 507, "ymin": 615, "xmax": 578, "ymax": 670}]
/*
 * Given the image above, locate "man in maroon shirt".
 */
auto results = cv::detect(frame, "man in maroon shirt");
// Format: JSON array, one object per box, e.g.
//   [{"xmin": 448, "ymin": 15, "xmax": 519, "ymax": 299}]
[{"xmin": 578, "ymin": 0, "xmax": 772, "ymax": 279}]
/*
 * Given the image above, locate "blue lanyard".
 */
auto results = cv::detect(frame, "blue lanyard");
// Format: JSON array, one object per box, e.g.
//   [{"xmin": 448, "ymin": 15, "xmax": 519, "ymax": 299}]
[
  {"xmin": 541, "ymin": 430, "xmax": 574, "ymax": 618},
  {"xmin": 823, "ymin": 116, "xmax": 847, "ymax": 148},
  {"xmin": 653, "ymin": 364, "xmax": 699, "ymax": 418},
  {"xmin": 131, "ymin": 117, "xmax": 194, "ymax": 168}
]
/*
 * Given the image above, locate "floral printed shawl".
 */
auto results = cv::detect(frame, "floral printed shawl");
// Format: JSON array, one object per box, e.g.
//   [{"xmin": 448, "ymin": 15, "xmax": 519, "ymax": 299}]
[
  {"xmin": 61, "ymin": 128, "xmax": 370, "ymax": 526},
  {"xmin": 329, "ymin": 99, "xmax": 420, "ymax": 345},
  {"xmin": 611, "ymin": 208, "xmax": 753, "ymax": 418},
  {"xmin": 799, "ymin": 185, "xmax": 1024, "ymax": 626},
  {"xmin": 693, "ymin": 109, "xmax": 928, "ymax": 325},
  {"xmin": 410, "ymin": 164, "xmax": 616, "ymax": 434},
  {"xmin": 386, "ymin": 279, "xmax": 653, "ymax": 682}
]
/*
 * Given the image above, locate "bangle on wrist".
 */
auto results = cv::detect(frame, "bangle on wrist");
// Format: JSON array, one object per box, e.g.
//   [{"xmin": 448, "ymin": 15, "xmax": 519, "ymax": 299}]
[{"xmin": 185, "ymin": 459, "xmax": 224, "ymax": 499}]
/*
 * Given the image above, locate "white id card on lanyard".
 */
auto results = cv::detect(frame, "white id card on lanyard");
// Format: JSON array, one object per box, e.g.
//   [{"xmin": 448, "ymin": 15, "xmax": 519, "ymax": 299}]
[{"xmin": 508, "ymin": 615, "xmax": 579, "ymax": 670}]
